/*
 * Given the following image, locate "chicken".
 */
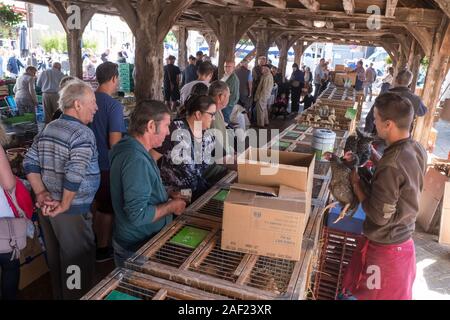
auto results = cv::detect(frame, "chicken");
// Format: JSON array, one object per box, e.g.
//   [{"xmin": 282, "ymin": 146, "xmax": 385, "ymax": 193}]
[
  {"xmin": 344, "ymin": 128, "xmax": 374, "ymax": 166},
  {"xmin": 322, "ymin": 152, "xmax": 359, "ymax": 223}
]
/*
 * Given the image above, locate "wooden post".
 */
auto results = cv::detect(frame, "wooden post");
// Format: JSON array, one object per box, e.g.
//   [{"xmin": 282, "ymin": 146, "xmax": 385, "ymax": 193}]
[
  {"xmin": 413, "ymin": 18, "xmax": 450, "ymax": 146},
  {"xmin": 250, "ymin": 29, "xmax": 284, "ymax": 61},
  {"xmin": 202, "ymin": 32, "xmax": 218, "ymax": 59},
  {"xmin": 275, "ymin": 35, "xmax": 298, "ymax": 79},
  {"xmin": 293, "ymin": 41, "xmax": 305, "ymax": 66},
  {"xmin": 407, "ymin": 40, "xmax": 423, "ymax": 93},
  {"xmin": 113, "ymin": 0, "xmax": 194, "ymax": 102},
  {"xmin": 203, "ymin": 13, "xmax": 259, "ymax": 78},
  {"xmin": 46, "ymin": 1, "xmax": 95, "ymax": 78},
  {"xmin": 174, "ymin": 26, "xmax": 188, "ymax": 70}
]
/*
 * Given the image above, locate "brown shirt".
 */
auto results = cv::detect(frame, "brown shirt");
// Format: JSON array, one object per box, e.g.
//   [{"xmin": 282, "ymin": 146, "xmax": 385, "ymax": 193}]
[{"xmin": 362, "ymin": 138, "xmax": 427, "ymax": 244}]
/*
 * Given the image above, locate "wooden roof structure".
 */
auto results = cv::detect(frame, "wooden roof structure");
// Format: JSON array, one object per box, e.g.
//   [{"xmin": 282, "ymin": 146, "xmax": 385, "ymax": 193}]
[{"xmin": 20, "ymin": 0, "xmax": 450, "ymax": 145}]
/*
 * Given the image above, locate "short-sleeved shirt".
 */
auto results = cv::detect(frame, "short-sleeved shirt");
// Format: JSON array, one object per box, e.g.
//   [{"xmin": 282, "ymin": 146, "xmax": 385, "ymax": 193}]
[
  {"xmin": 156, "ymin": 118, "xmax": 215, "ymax": 200},
  {"xmin": 91, "ymin": 92, "xmax": 125, "ymax": 171},
  {"xmin": 164, "ymin": 64, "xmax": 181, "ymax": 88}
]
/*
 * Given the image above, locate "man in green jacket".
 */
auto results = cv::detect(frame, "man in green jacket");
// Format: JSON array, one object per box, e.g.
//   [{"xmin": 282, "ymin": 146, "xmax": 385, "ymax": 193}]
[
  {"xmin": 221, "ymin": 61, "xmax": 240, "ymax": 124},
  {"xmin": 109, "ymin": 100, "xmax": 187, "ymax": 267}
]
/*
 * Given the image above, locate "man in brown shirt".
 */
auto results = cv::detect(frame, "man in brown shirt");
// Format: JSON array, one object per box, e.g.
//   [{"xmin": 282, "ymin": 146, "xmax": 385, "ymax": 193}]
[{"xmin": 341, "ymin": 92, "xmax": 427, "ymax": 300}]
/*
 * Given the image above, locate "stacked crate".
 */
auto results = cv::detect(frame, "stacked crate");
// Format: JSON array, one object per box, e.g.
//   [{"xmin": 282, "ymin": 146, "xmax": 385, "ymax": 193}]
[
  {"xmin": 312, "ymin": 227, "xmax": 362, "ymax": 300},
  {"xmin": 83, "ymin": 268, "xmax": 230, "ymax": 300},
  {"xmin": 118, "ymin": 63, "xmax": 134, "ymax": 93}
]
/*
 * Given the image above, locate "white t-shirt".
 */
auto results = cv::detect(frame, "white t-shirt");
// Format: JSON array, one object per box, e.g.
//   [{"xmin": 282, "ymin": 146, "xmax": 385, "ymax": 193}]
[
  {"xmin": 0, "ymin": 188, "xmax": 15, "ymax": 218},
  {"xmin": 180, "ymin": 80, "xmax": 210, "ymax": 105}
]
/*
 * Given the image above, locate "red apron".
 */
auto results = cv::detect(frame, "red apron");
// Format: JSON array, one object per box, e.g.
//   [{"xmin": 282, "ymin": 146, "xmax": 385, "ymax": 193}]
[{"xmin": 342, "ymin": 237, "xmax": 416, "ymax": 300}]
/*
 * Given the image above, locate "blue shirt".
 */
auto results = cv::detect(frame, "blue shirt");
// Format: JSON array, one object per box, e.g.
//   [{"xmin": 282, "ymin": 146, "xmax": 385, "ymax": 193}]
[{"xmin": 91, "ymin": 92, "xmax": 125, "ymax": 171}]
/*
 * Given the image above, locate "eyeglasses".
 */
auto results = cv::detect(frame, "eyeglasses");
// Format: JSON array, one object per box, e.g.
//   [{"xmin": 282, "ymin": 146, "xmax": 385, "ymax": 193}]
[{"xmin": 203, "ymin": 111, "xmax": 216, "ymax": 118}]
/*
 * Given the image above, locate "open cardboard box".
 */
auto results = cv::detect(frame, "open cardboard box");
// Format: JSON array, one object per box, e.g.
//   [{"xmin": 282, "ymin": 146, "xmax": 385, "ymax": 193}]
[
  {"xmin": 222, "ymin": 184, "xmax": 307, "ymax": 261},
  {"xmin": 237, "ymin": 147, "xmax": 314, "ymax": 217}
]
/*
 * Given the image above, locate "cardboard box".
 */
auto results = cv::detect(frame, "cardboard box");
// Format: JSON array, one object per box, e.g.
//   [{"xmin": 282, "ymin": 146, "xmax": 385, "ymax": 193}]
[
  {"xmin": 237, "ymin": 147, "xmax": 315, "ymax": 217},
  {"xmin": 334, "ymin": 72, "xmax": 357, "ymax": 86},
  {"xmin": 222, "ymin": 184, "xmax": 307, "ymax": 261},
  {"xmin": 439, "ymin": 182, "xmax": 450, "ymax": 245},
  {"xmin": 335, "ymin": 64, "xmax": 345, "ymax": 72},
  {"xmin": 417, "ymin": 167, "xmax": 450, "ymax": 232},
  {"xmin": 19, "ymin": 236, "xmax": 48, "ymax": 290}
]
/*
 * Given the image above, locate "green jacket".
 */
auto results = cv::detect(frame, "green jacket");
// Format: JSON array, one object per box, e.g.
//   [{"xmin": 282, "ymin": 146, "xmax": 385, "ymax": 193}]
[
  {"xmin": 109, "ymin": 135, "xmax": 172, "ymax": 251},
  {"xmin": 222, "ymin": 73, "xmax": 240, "ymax": 123}
]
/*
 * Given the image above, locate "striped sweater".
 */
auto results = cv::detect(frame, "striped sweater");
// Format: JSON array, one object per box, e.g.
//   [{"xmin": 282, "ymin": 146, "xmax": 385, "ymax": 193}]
[{"xmin": 23, "ymin": 114, "xmax": 100, "ymax": 214}]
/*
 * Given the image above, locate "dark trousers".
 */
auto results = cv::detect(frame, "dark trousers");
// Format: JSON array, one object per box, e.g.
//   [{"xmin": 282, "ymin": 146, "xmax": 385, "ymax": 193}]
[
  {"xmin": 290, "ymin": 84, "xmax": 303, "ymax": 113},
  {"xmin": 0, "ymin": 252, "xmax": 20, "ymax": 300},
  {"xmin": 39, "ymin": 212, "xmax": 95, "ymax": 300}
]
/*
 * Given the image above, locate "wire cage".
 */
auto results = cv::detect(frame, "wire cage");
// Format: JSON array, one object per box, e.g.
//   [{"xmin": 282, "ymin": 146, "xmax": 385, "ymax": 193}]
[
  {"xmin": 311, "ymin": 227, "xmax": 362, "ymax": 300},
  {"xmin": 82, "ymin": 268, "xmax": 230, "ymax": 300},
  {"xmin": 125, "ymin": 216, "xmax": 309, "ymax": 300}
]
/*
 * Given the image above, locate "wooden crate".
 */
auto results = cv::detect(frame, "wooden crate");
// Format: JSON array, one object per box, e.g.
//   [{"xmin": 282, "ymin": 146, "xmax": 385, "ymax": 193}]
[
  {"xmin": 82, "ymin": 268, "xmax": 229, "ymax": 300},
  {"xmin": 126, "ymin": 215, "xmax": 309, "ymax": 300},
  {"xmin": 185, "ymin": 171, "xmax": 237, "ymax": 222},
  {"xmin": 312, "ymin": 227, "xmax": 362, "ymax": 300}
]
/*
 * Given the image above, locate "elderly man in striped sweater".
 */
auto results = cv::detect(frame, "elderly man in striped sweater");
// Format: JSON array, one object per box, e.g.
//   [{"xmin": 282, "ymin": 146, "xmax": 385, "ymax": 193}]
[{"xmin": 23, "ymin": 79, "xmax": 100, "ymax": 300}]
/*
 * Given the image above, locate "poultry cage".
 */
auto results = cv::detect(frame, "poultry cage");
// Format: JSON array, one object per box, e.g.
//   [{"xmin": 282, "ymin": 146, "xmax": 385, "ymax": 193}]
[
  {"xmin": 312, "ymin": 227, "xmax": 362, "ymax": 300},
  {"xmin": 184, "ymin": 171, "xmax": 237, "ymax": 222},
  {"xmin": 125, "ymin": 215, "xmax": 311, "ymax": 300},
  {"xmin": 82, "ymin": 268, "xmax": 229, "ymax": 300}
]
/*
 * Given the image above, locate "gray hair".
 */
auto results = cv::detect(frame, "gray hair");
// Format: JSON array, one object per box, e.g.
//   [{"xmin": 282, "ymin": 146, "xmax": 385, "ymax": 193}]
[
  {"xmin": 129, "ymin": 100, "xmax": 171, "ymax": 136},
  {"xmin": 58, "ymin": 80, "xmax": 93, "ymax": 112},
  {"xmin": 208, "ymin": 80, "xmax": 230, "ymax": 98},
  {"xmin": 396, "ymin": 69, "xmax": 413, "ymax": 86}
]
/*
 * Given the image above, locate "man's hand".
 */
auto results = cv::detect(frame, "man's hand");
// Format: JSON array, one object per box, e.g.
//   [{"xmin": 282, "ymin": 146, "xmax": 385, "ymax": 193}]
[
  {"xmin": 170, "ymin": 199, "xmax": 186, "ymax": 216},
  {"xmin": 42, "ymin": 200, "xmax": 69, "ymax": 217},
  {"xmin": 370, "ymin": 145, "xmax": 381, "ymax": 164},
  {"xmin": 350, "ymin": 168, "xmax": 360, "ymax": 187},
  {"xmin": 35, "ymin": 191, "xmax": 53, "ymax": 209}
]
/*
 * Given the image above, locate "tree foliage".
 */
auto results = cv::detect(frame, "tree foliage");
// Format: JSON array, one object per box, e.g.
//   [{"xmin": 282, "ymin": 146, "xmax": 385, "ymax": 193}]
[{"xmin": 0, "ymin": 4, "xmax": 24, "ymax": 38}]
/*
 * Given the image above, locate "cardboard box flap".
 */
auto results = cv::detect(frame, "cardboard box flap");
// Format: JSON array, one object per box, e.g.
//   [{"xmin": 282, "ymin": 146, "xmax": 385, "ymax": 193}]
[
  {"xmin": 253, "ymin": 196, "xmax": 306, "ymax": 213},
  {"xmin": 238, "ymin": 147, "xmax": 314, "ymax": 169},
  {"xmin": 230, "ymin": 183, "xmax": 279, "ymax": 197},
  {"xmin": 278, "ymin": 185, "xmax": 306, "ymax": 201},
  {"xmin": 226, "ymin": 189, "xmax": 257, "ymax": 205}
]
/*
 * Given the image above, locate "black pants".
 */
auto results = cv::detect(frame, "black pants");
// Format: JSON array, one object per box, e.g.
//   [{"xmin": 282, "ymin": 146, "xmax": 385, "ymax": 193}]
[
  {"xmin": 290, "ymin": 84, "xmax": 303, "ymax": 113},
  {"xmin": 0, "ymin": 252, "xmax": 20, "ymax": 300}
]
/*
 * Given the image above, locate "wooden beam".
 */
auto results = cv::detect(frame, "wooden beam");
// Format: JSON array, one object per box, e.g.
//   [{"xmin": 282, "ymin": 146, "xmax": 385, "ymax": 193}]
[
  {"xmin": 191, "ymin": 5, "xmax": 442, "ymax": 28},
  {"xmin": 433, "ymin": 0, "xmax": 450, "ymax": 20},
  {"xmin": 270, "ymin": 18, "xmax": 288, "ymax": 26},
  {"xmin": 260, "ymin": 0, "xmax": 286, "ymax": 9},
  {"xmin": 386, "ymin": 0, "xmax": 399, "ymax": 17},
  {"xmin": 224, "ymin": 0, "xmax": 253, "ymax": 7},
  {"xmin": 297, "ymin": 20, "xmax": 313, "ymax": 28},
  {"xmin": 299, "ymin": 0, "xmax": 320, "ymax": 12},
  {"xmin": 404, "ymin": 25, "xmax": 433, "ymax": 57},
  {"xmin": 342, "ymin": 0, "xmax": 354, "ymax": 15}
]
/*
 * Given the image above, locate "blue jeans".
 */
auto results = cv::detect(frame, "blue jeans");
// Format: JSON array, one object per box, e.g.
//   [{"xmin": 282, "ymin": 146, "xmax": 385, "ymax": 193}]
[
  {"xmin": 0, "ymin": 252, "xmax": 20, "ymax": 300},
  {"xmin": 112, "ymin": 240, "xmax": 135, "ymax": 268}
]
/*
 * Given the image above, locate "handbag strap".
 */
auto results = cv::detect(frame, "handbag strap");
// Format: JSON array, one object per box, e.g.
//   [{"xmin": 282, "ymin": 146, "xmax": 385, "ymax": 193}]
[
  {"xmin": 6, "ymin": 219, "xmax": 21, "ymax": 260},
  {"xmin": 4, "ymin": 186, "xmax": 27, "ymax": 219}
]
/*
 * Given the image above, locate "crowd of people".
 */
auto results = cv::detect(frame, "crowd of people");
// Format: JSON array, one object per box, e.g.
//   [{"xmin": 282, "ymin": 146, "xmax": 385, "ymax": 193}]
[
  {"xmin": 164, "ymin": 52, "xmax": 323, "ymax": 132},
  {"xmin": 0, "ymin": 43, "xmax": 431, "ymax": 301}
]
